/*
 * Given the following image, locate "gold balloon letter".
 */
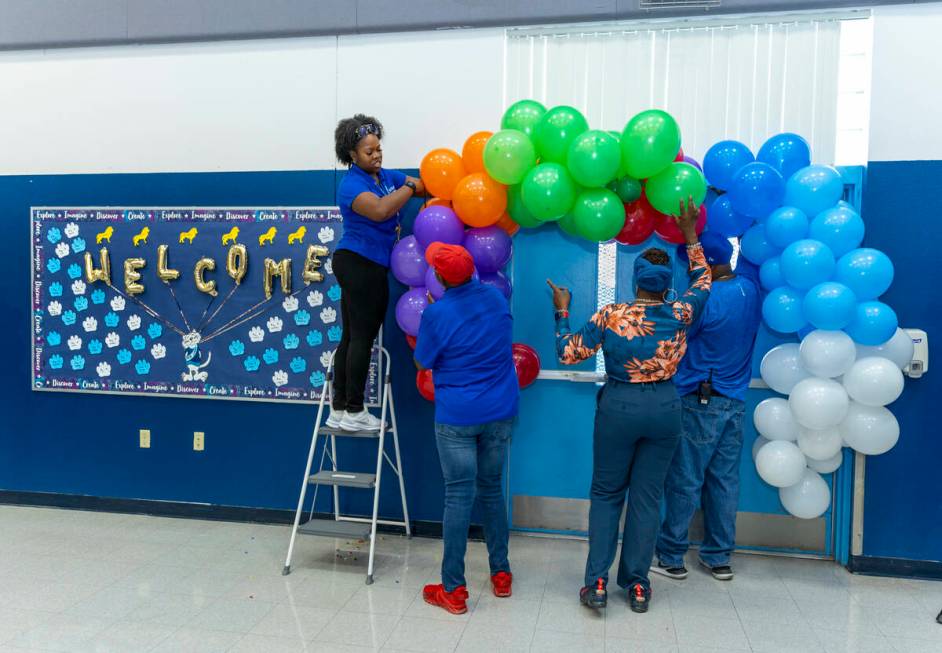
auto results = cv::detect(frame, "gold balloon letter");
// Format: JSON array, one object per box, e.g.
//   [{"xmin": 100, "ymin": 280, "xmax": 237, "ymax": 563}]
[
  {"xmin": 124, "ymin": 258, "xmax": 145, "ymax": 295},
  {"xmin": 264, "ymin": 258, "xmax": 292, "ymax": 299},
  {"xmin": 84, "ymin": 248, "xmax": 112, "ymax": 286},
  {"xmin": 194, "ymin": 257, "xmax": 218, "ymax": 297},
  {"xmin": 303, "ymin": 245, "xmax": 329, "ymax": 284},
  {"xmin": 157, "ymin": 244, "xmax": 180, "ymax": 282},
  {"xmin": 227, "ymin": 244, "xmax": 248, "ymax": 285}
]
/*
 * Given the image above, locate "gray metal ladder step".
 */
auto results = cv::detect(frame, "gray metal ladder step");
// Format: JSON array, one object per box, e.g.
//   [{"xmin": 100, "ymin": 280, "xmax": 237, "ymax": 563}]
[
  {"xmin": 308, "ymin": 470, "xmax": 376, "ymax": 488},
  {"xmin": 297, "ymin": 517, "xmax": 371, "ymax": 540},
  {"xmin": 319, "ymin": 425, "xmax": 383, "ymax": 439}
]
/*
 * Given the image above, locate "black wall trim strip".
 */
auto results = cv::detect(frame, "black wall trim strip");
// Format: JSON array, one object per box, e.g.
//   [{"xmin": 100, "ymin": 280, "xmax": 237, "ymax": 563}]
[{"xmin": 848, "ymin": 554, "xmax": 942, "ymax": 581}]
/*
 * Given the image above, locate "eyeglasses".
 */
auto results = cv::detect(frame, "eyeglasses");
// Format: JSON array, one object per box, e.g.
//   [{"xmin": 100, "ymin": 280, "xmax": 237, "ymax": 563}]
[{"xmin": 355, "ymin": 123, "xmax": 379, "ymax": 140}]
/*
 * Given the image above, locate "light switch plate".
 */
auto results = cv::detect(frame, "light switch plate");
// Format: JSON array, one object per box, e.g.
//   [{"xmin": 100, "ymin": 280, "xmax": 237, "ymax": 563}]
[
  {"xmin": 139, "ymin": 429, "xmax": 150, "ymax": 448},
  {"xmin": 194, "ymin": 431, "xmax": 204, "ymax": 451}
]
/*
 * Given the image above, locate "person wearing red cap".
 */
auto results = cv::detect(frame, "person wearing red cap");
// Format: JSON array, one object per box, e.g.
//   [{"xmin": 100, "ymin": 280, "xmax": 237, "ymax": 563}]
[{"xmin": 415, "ymin": 242, "xmax": 520, "ymax": 615}]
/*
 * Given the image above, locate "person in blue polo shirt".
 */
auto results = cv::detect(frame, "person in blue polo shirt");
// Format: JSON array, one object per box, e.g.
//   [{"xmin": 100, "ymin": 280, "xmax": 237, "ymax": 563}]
[
  {"xmin": 329, "ymin": 114, "xmax": 425, "ymax": 433},
  {"xmin": 653, "ymin": 231, "xmax": 761, "ymax": 582},
  {"xmin": 415, "ymin": 243, "xmax": 519, "ymax": 615}
]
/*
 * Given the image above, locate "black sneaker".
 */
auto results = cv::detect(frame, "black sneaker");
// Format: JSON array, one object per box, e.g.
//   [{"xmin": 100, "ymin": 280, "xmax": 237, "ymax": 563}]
[
  {"xmin": 699, "ymin": 559, "xmax": 734, "ymax": 581},
  {"xmin": 580, "ymin": 577, "xmax": 607, "ymax": 610},
  {"xmin": 649, "ymin": 561, "xmax": 688, "ymax": 580},
  {"xmin": 628, "ymin": 583, "xmax": 651, "ymax": 613}
]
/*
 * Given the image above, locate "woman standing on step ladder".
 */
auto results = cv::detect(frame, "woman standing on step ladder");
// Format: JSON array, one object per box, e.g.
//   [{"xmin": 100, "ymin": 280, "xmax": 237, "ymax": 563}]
[{"xmin": 329, "ymin": 115, "xmax": 425, "ymax": 432}]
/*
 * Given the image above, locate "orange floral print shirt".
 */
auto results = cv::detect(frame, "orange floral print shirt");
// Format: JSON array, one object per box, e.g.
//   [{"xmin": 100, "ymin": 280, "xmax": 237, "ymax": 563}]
[{"xmin": 555, "ymin": 244, "xmax": 712, "ymax": 383}]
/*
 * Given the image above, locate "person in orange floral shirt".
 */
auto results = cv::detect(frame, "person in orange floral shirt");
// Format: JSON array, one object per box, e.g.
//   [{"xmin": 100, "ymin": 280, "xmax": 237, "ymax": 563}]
[{"xmin": 547, "ymin": 197, "xmax": 710, "ymax": 614}]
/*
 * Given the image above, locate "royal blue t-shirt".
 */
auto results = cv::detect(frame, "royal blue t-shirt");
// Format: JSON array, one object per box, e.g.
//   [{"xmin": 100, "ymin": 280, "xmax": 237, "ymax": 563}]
[
  {"xmin": 336, "ymin": 164, "xmax": 407, "ymax": 267},
  {"xmin": 673, "ymin": 275, "xmax": 761, "ymax": 401},
  {"xmin": 414, "ymin": 280, "xmax": 519, "ymax": 426}
]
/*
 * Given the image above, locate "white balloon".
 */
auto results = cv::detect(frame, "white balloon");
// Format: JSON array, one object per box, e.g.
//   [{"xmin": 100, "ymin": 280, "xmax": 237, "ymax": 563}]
[
  {"xmin": 839, "ymin": 402, "xmax": 900, "ymax": 455},
  {"xmin": 808, "ymin": 451, "xmax": 844, "ymax": 474},
  {"xmin": 752, "ymin": 436, "xmax": 770, "ymax": 462},
  {"xmin": 756, "ymin": 440, "xmax": 807, "ymax": 488},
  {"xmin": 797, "ymin": 426, "xmax": 843, "ymax": 461},
  {"xmin": 753, "ymin": 398, "xmax": 800, "ymax": 441},
  {"xmin": 856, "ymin": 328, "xmax": 914, "ymax": 370},
  {"xmin": 843, "ymin": 356, "xmax": 904, "ymax": 407},
  {"xmin": 779, "ymin": 468, "xmax": 831, "ymax": 519},
  {"xmin": 800, "ymin": 330, "xmax": 857, "ymax": 378},
  {"xmin": 789, "ymin": 378, "xmax": 850, "ymax": 430},
  {"xmin": 761, "ymin": 343, "xmax": 811, "ymax": 394}
]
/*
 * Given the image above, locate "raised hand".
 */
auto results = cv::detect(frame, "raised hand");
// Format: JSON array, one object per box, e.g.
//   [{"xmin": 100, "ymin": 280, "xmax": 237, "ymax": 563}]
[{"xmin": 546, "ymin": 279, "xmax": 572, "ymax": 311}]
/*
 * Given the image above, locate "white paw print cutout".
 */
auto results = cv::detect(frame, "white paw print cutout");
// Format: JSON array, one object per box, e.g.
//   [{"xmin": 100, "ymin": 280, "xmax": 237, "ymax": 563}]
[
  {"xmin": 272, "ymin": 370, "xmax": 289, "ymax": 387},
  {"xmin": 48, "ymin": 301, "xmax": 62, "ymax": 317},
  {"xmin": 151, "ymin": 343, "xmax": 167, "ymax": 360},
  {"xmin": 67, "ymin": 335, "xmax": 82, "ymax": 350},
  {"xmin": 267, "ymin": 316, "xmax": 283, "ymax": 333},
  {"xmin": 282, "ymin": 296, "xmax": 299, "ymax": 313},
  {"xmin": 320, "ymin": 351, "xmax": 332, "ymax": 368},
  {"xmin": 110, "ymin": 296, "xmax": 126, "ymax": 311},
  {"xmin": 127, "ymin": 314, "xmax": 142, "ymax": 331},
  {"xmin": 105, "ymin": 332, "xmax": 120, "ymax": 348},
  {"xmin": 307, "ymin": 290, "xmax": 324, "ymax": 307},
  {"xmin": 317, "ymin": 226, "xmax": 335, "ymax": 244},
  {"xmin": 64, "ymin": 222, "xmax": 79, "ymax": 238},
  {"xmin": 324, "ymin": 258, "xmax": 333, "ymax": 275},
  {"xmin": 96, "ymin": 361, "xmax": 111, "ymax": 378},
  {"xmin": 82, "ymin": 317, "xmax": 98, "ymax": 333},
  {"xmin": 248, "ymin": 326, "xmax": 265, "ymax": 342},
  {"xmin": 55, "ymin": 242, "xmax": 70, "ymax": 258},
  {"xmin": 71, "ymin": 280, "xmax": 86, "ymax": 295},
  {"xmin": 320, "ymin": 306, "xmax": 337, "ymax": 325}
]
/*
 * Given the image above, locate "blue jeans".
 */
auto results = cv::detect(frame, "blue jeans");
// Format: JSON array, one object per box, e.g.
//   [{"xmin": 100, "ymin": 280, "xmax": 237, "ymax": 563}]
[
  {"xmin": 584, "ymin": 380, "xmax": 681, "ymax": 591},
  {"xmin": 435, "ymin": 419, "xmax": 513, "ymax": 592},
  {"xmin": 656, "ymin": 393, "xmax": 745, "ymax": 568}
]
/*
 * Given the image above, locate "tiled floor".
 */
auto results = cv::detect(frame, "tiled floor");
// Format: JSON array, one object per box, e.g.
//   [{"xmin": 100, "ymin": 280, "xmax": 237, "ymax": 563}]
[{"xmin": 0, "ymin": 506, "xmax": 939, "ymax": 653}]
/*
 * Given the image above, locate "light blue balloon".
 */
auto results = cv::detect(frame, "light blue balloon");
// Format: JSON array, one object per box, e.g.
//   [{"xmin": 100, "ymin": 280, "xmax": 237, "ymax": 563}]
[
  {"xmin": 740, "ymin": 224, "xmax": 780, "ymax": 265},
  {"xmin": 765, "ymin": 206, "xmax": 809, "ymax": 248},
  {"xmin": 728, "ymin": 162, "xmax": 785, "ymax": 219},
  {"xmin": 802, "ymin": 282, "xmax": 857, "ymax": 330},
  {"xmin": 759, "ymin": 256, "xmax": 785, "ymax": 291},
  {"xmin": 762, "ymin": 286, "xmax": 807, "ymax": 334},
  {"xmin": 707, "ymin": 195, "xmax": 753, "ymax": 237},
  {"xmin": 703, "ymin": 140, "xmax": 754, "ymax": 191},
  {"xmin": 809, "ymin": 206, "xmax": 865, "ymax": 258},
  {"xmin": 757, "ymin": 133, "xmax": 811, "ymax": 180},
  {"xmin": 845, "ymin": 301, "xmax": 898, "ymax": 346},
  {"xmin": 835, "ymin": 248, "xmax": 894, "ymax": 300},
  {"xmin": 780, "ymin": 239, "xmax": 836, "ymax": 290},
  {"xmin": 784, "ymin": 165, "xmax": 844, "ymax": 217}
]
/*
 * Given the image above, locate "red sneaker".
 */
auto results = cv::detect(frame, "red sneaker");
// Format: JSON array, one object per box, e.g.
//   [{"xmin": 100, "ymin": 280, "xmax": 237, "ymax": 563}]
[
  {"xmin": 422, "ymin": 583, "xmax": 469, "ymax": 615},
  {"xmin": 491, "ymin": 571, "xmax": 513, "ymax": 597}
]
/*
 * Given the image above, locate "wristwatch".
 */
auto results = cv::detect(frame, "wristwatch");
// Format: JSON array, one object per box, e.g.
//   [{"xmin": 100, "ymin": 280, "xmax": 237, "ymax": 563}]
[{"xmin": 403, "ymin": 181, "xmax": 417, "ymax": 195}]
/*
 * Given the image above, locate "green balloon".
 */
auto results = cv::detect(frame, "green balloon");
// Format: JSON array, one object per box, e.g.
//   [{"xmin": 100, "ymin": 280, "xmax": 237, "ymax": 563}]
[
  {"xmin": 609, "ymin": 130, "xmax": 631, "ymax": 177},
  {"xmin": 557, "ymin": 212, "xmax": 581, "ymax": 238},
  {"xmin": 533, "ymin": 106, "xmax": 589, "ymax": 164},
  {"xmin": 608, "ymin": 175, "xmax": 643, "ymax": 203},
  {"xmin": 521, "ymin": 163, "xmax": 577, "ymax": 222},
  {"xmin": 501, "ymin": 99, "xmax": 547, "ymax": 138},
  {"xmin": 644, "ymin": 162, "xmax": 707, "ymax": 216},
  {"xmin": 483, "ymin": 129, "xmax": 537, "ymax": 185},
  {"xmin": 572, "ymin": 189, "xmax": 626, "ymax": 242},
  {"xmin": 620, "ymin": 110, "xmax": 681, "ymax": 179},
  {"xmin": 566, "ymin": 130, "xmax": 621, "ymax": 188},
  {"xmin": 507, "ymin": 184, "xmax": 543, "ymax": 228}
]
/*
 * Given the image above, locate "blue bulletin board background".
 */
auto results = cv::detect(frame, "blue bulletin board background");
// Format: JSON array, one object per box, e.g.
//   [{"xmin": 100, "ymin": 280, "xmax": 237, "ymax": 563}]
[{"xmin": 31, "ymin": 206, "xmax": 377, "ymax": 404}]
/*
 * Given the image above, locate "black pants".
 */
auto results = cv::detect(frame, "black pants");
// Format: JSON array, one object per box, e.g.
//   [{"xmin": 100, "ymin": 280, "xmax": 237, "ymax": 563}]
[{"xmin": 331, "ymin": 249, "xmax": 389, "ymax": 412}]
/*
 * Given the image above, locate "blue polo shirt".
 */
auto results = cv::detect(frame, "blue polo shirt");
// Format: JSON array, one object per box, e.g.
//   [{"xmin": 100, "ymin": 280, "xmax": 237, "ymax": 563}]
[
  {"xmin": 336, "ymin": 164, "xmax": 407, "ymax": 267},
  {"xmin": 673, "ymin": 275, "xmax": 761, "ymax": 401},
  {"xmin": 414, "ymin": 280, "xmax": 519, "ymax": 426}
]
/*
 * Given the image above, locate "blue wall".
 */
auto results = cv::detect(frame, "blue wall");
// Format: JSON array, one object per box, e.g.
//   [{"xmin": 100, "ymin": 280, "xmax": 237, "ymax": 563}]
[{"xmin": 859, "ymin": 161, "xmax": 942, "ymax": 563}]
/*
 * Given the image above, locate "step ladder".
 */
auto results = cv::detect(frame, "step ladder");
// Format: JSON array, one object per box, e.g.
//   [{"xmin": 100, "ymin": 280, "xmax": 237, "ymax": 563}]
[{"xmin": 282, "ymin": 343, "xmax": 411, "ymax": 584}]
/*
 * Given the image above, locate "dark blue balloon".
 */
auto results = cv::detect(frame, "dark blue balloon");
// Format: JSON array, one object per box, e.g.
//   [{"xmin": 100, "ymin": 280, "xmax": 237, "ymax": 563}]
[
  {"xmin": 703, "ymin": 140, "xmax": 754, "ymax": 191},
  {"xmin": 728, "ymin": 162, "xmax": 785, "ymax": 219},
  {"xmin": 706, "ymin": 195, "xmax": 754, "ymax": 237},
  {"xmin": 757, "ymin": 133, "xmax": 811, "ymax": 180}
]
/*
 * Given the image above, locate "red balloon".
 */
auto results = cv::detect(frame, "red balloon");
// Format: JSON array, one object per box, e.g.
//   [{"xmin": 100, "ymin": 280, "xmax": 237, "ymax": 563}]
[
  {"xmin": 406, "ymin": 334, "xmax": 417, "ymax": 350},
  {"xmin": 616, "ymin": 196, "xmax": 659, "ymax": 245},
  {"xmin": 416, "ymin": 369, "xmax": 435, "ymax": 401},
  {"xmin": 674, "ymin": 147, "xmax": 685, "ymax": 162},
  {"xmin": 512, "ymin": 343, "xmax": 541, "ymax": 389},
  {"xmin": 654, "ymin": 203, "xmax": 707, "ymax": 245}
]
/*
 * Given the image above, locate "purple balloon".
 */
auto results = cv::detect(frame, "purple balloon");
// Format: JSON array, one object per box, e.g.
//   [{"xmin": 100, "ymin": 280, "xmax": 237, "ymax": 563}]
[
  {"xmin": 395, "ymin": 287, "xmax": 428, "ymax": 336},
  {"xmin": 480, "ymin": 270, "xmax": 512, "ymax": 300},
  {"xmin": 463, "ymin": 226, "xmax": 512, "ymax": 274},
  {"xmin": 390, "ymin": 235, "xmax": 428, "ymax": 287},
  {"xmin": 413, "ymin": 206, "xmax": 465, "ymax": 250},
  {"xmin": 683, "ymin": 156, "xmax": 702, "ymax": 172},
  {"xmin": 426, "ymin": 265, "xmax": 480, "ymax": 300}
]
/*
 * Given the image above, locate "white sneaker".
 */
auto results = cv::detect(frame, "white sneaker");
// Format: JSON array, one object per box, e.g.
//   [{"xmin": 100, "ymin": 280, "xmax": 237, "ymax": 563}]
[
  {"xmin": 340, "ymin": 409, "xmax": 382, "ymax": 432},
  {"xmin": 325, "ymin": 407, "xmax": 345, "ymax": 429}
]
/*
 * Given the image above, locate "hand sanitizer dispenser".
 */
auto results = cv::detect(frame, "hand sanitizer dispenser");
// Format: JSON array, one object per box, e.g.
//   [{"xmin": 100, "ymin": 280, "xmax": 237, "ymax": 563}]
[{"xmin": 905, "ymin": 328, "xmax": 928, "ymax": 379}]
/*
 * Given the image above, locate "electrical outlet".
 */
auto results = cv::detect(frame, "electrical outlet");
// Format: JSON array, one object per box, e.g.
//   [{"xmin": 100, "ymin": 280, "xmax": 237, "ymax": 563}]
[
  {"xmin": 139, "ymin": 429, "xmax": 150, "ymax": 448},
  {"xmin": 193, "ymin": 431, "xmax": 204, "ymax": 451}
]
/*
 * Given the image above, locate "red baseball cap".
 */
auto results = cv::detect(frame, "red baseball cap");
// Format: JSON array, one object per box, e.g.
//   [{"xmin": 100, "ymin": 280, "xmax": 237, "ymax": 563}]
[{"xmin": 425, "ymin": 242, "xmax": 475, "ymax": 285}]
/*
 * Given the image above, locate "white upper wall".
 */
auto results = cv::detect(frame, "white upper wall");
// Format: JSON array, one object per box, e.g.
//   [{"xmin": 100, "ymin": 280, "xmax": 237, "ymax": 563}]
[{"xmin": 869, "ymin": 2, "xmax": 942, "ymax": 162}]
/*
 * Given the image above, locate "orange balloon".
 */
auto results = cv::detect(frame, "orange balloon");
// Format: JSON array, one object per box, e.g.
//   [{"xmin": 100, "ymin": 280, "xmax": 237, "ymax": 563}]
[
  {"xmin": 496, "ymin": 212, "xmax": 520, "ymax": 236},
  {"xmin": 422, "ymin": 197, "xmax": 452, "ymax": 211},
  {"xmin": 420, "ymin": 149, "xmax": 466, "ymax": 200},
  {"xmin": 461, "ymin": 131, "xmax": 493, "ymax": 174},
  {"xmin": 452, "ymin": 173, "xmax": 507, "ymax": 228}
]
